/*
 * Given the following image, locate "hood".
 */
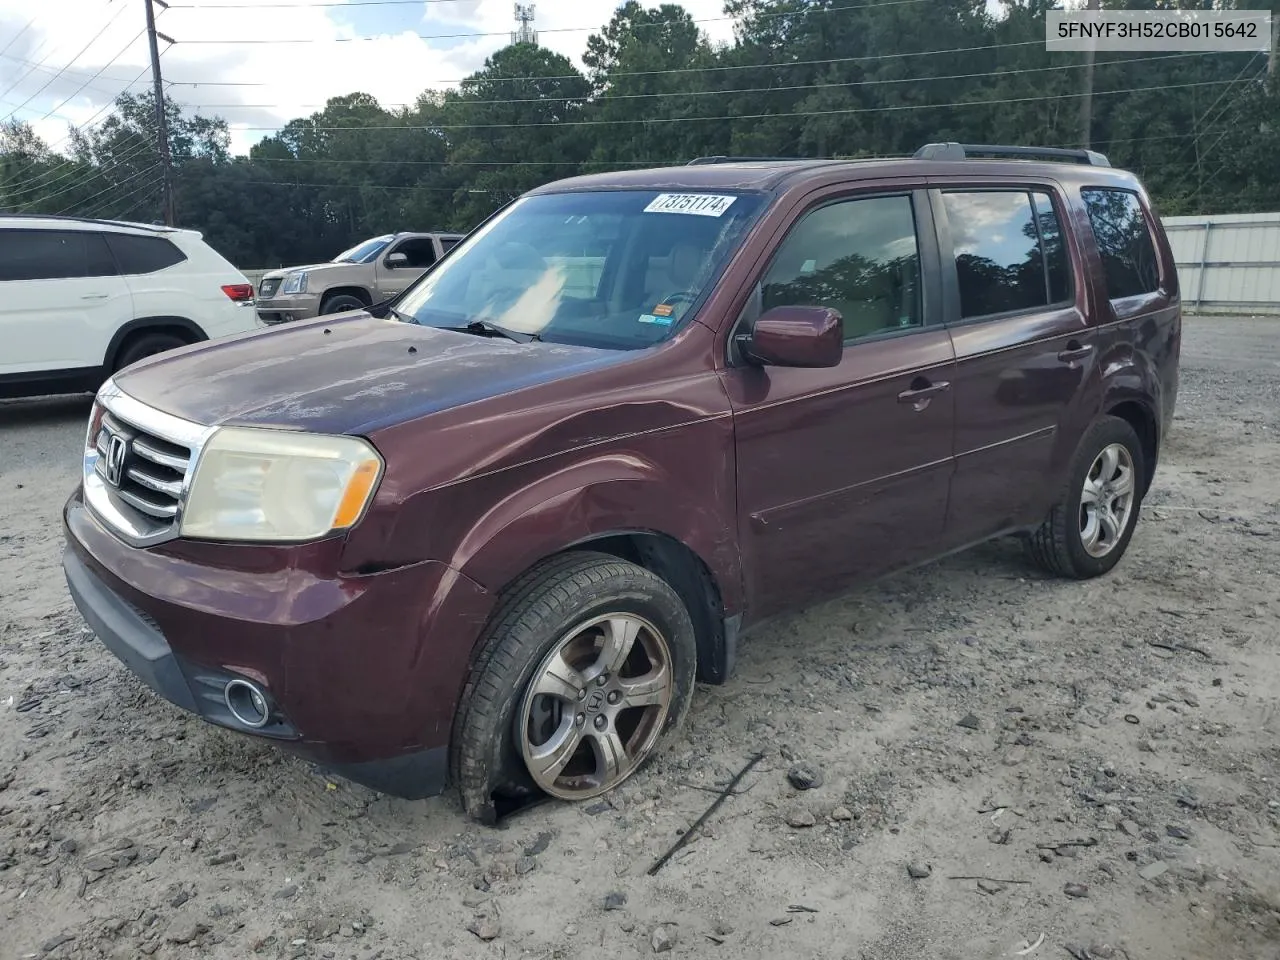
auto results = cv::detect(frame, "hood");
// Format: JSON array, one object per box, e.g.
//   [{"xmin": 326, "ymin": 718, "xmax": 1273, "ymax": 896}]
[
  {"xmin": 261, "ymin": 261, "xmax": 342, "ymax": 280},
  {"xmin": 112, "ymin": 314, "xmax": 626, "ymax": 436}
]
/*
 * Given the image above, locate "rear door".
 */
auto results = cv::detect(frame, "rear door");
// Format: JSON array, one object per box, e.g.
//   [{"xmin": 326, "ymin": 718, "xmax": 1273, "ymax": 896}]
[
  {"xmin": 0, "ymin": 228, "xmax": 132, "ymax": 376},
  {"xmin": 928, "ymin": 183, "xmax": 1095, "ymax": 547},
  {"xmin": 721, "ymin": 186, "xmax": 957, "ymax": 619}
]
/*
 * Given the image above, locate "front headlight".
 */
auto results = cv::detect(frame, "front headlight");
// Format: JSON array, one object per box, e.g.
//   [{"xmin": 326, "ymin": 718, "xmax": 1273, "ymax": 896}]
[
  {"xmin": 280, "ymin": 271, "xmax": 308, "ymax": 295},
  {"xmin": 181, "ymin": 427, "xmax": 382, "ymax": 542}
]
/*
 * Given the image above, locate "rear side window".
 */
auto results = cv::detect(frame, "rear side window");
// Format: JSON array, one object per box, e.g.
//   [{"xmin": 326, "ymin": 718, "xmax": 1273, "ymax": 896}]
[
  {"xmin": 0, "ymin": 229, "xmax": 116, "ymax": 281},
  {"xmin": 942, "ymin": 190, "xmax": 1072, "ymax": 319},
  {"xmin": 1081, "ymin": 188, "xmax": 1160, "ymax": 299},
  {"xmin": 105, "ymin": 232, "xmax": 187, "ymax": 275},
  {"xmin": 760, "ymin": 194, "xmax": 923, "ymax": 341},
  {"xmin": 441, "ymin": 237, "xmax": 460, "ymax": 252}
]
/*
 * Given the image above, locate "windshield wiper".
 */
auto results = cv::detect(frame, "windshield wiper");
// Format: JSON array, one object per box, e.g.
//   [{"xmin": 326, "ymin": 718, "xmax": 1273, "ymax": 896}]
[{"xmin": 441, "ymin": 319, "xmax": 539, "ymax": 343}]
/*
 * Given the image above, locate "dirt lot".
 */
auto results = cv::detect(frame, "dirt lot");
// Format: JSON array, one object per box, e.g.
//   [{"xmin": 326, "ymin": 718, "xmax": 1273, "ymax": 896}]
[{"xmin": 2, "ymin": 315, "xmax": 1279, "ymax": 960}]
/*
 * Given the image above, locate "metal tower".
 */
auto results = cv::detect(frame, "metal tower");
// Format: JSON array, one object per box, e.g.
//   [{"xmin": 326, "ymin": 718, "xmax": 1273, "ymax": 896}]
[{"xmin": 512, "ymin": 3, "xmax": 537, "ymax": 45}]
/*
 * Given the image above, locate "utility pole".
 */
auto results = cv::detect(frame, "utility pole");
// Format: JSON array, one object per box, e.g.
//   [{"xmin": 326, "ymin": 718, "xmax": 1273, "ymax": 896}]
[
  {"xmin": 1079, "ymin": 0, "xmax": 1100, "ymax": 149},
  {"xmin": 144, "ymin": 0, "xmax": 176, "ymax": 226},
  {"xmin": 1269, "ymin": 14, "xmax": 1277, "ymax": 76}
]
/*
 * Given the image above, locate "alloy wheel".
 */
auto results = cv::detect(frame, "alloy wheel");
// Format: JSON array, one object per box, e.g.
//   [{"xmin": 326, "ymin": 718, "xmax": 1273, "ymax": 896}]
[
  {"xmin": 517, "ymin": 613, "xmax": 674, "ymax": 800},
  {"xmin": 1079, "ymin": 442, "xmax": 1136, "ymax": 558}
]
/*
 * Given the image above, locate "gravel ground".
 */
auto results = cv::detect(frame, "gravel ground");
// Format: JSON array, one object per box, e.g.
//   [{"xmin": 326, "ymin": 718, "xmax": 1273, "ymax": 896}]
[{"xmin": 1, "ymin": 315, "xmax": 1279, "ymax": 960}]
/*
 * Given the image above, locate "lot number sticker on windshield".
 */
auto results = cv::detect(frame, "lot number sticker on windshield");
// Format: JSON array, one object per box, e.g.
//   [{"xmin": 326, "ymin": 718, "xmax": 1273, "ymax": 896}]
[{"xmin": 643, "ymin": 193, "xmax": 737, "ymax": 217}]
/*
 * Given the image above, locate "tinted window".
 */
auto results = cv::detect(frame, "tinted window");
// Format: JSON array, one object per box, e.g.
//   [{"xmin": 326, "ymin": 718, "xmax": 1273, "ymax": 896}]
[
  {"xmin": 1081, "ymin": 188, "xmax": 1160, "ymax": 299},
  {"xmin": 394, "ymin": 190, "xmax": 764, "ymax": 350},
  {"xmin": 334, "ymin": 235, "xmax": 393, "ymax": 263},
  {"xmin": 105, "ymin": 232, "xmax": 186, "ymax": 274},
  {"xmin": 0, "ymin": 229, "xmax": 116, "ymax": 281},
  {"xmin": 440, "ymin": 237, "xmax": 460, "ymax": 252},
  {"xmin": 761, "ymin": 195, "xmax": 922, "ymax": 341},
  {"xmin": 945, "ymin": 190, "xmax": 1075, "ymax": 319}
]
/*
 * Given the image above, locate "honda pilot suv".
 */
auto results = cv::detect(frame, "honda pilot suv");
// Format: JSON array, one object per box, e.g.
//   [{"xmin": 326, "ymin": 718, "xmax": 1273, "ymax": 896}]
[{"xmin": 63, "ymin": 144, "xmax": 1180, "ymax": 822}]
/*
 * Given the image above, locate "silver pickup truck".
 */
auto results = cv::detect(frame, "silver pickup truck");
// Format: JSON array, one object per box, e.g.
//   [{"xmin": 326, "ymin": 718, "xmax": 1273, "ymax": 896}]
[{"xmin": 255, "ymin": 231, "xmax": 464, "ymax": 324}]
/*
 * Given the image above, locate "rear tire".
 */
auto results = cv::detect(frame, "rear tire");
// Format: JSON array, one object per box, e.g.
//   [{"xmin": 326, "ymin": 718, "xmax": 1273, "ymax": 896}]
[
  {"xmin": 113, "ymin": 332, "xmax": 188, "ymax": 373},
  {"xmin": 1025, "ymin": 415, "xmax": 1146, "ymax": 579},
  {"xmin": 319, "ymin": 294, "xmax": 367, "ymax": 315},
  {"xmin": 451, "ymin": 551, "xmax": 696, "ymax": 824}
]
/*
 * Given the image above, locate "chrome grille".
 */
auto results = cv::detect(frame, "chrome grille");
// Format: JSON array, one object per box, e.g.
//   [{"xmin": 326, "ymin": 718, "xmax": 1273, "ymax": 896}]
[
  {"xmin": 258, "ymin": 277, "xmax": 280, "ymax": 298},
  {"xmin": 84, "ymin": 380, "xmax": 214, "ymax": 547}
]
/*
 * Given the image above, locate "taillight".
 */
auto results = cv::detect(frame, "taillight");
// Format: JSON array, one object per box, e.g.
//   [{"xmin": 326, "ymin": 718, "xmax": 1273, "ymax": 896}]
[{"xmin": 221, "ymin": 283, "xmax": 254, "ymax": 302}]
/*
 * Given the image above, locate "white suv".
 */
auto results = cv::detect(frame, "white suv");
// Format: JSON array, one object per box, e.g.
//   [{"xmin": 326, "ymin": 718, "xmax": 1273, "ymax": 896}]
[{"xmin": 0, "ymin": 216, "xmax": 262, "ymax": 399}]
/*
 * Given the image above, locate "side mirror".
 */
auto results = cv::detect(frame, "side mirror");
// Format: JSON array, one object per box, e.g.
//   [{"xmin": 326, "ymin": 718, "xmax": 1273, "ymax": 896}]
[
  {"xmin": 386, "ymin": 252, "xmax": 409, "ymax": 268},
  {"xmin": 737, "ymin": 305, "xmax": 843, "ymax": 368}
]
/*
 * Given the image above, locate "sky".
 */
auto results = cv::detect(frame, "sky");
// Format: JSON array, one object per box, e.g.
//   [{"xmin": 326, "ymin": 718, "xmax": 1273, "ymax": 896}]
[{"xmin": 0, "ymin": 0, "xmax": 738, "ymax": 156}]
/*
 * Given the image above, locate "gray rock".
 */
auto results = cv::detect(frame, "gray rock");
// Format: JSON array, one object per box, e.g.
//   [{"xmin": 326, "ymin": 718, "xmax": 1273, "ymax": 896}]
[
  {"xmin": 651, "ymin": 924, "xmax": 677, "ymax": 953},
  {"xmin": 1063, "ymin": 882, "xmax": 1090, "ymax": 898},
  {"xmin": 1166, "ymin": 825, "xmax": 1194, "ymax": 840},
  {"xmin": 206, "ymin": 852, "xmax": 237, "ymax": 866},
  {"xmin": 957, "ymin": 713, "xmax": 981, "ymax": 730},
  {"xmin": 786, "ymin": 810, "xmax": 816, "ymax": 828},
  {"xmin": 787, "ymin": 763, "xmax": 824, "ymax": 791},
  {"xmin": 523, "ymin": 831, "xmax": 553, "ymax": 857},
  {"xmin": 1138, "ymin": 861, "xmax": 1169, "ymax": 881},
  {"xmin": 906, "ymin": 862, "xmax": 931, "ymax": 879},
  {"xmin": 273, "ymin": 884, "xmax": 299, "ymax": 900},
  {"xmin": 467, "ymin": 918, "xmax": 500, "ymax": 941},
  {"xmin": 830, "ymin": 806, "xmax": 854, "ymax": 822},
  {"xmin": 515, "ymin": 856, "xmax": 537, "ymax": 876},
  {"xmin": 603, "ymin": 891, "xmax": 627, "ymax": 910},
  {"xmin": 165, "ymin": 915, "xmax": 207, "ymax": 945},
  {"xmin": 976, "ymin": 879, "xmax": 1005, "ymax": 895},
  {"xmin": 1089, "ymin": 943, "xmax": 1117, "ymax": 959},
  {"xmin": 1119, "ymin": 819, "xmax": 1142, "ymax": 837},
  {"xmin": 40, "ymin": 934, "xmax": 74, "ymax": 953},
  {"xmin": 82, "ymin": 854, "xmax": 116, "ymax": 872}
]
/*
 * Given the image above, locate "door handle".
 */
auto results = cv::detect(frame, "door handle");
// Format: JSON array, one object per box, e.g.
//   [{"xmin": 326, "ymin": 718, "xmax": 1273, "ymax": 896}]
[
  {"xmin": 80, "ymin": 294, "xmax": 109, "ymax": 301},
  {"xmin": 897, "ymin": 379, "xmax": 951, "ymax": 406},
  {"xmin": 1057, "ymin": 342, "xmax": 1094, "ymax": 364}
]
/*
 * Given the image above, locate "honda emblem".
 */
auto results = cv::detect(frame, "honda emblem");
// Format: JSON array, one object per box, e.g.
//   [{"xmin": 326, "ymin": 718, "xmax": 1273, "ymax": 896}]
[{"xmin": 104, "ymin": 433, "xmax": 128, "ymax": 487}]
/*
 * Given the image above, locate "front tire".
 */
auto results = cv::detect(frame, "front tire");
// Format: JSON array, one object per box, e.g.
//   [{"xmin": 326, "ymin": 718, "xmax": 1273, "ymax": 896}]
[
  {"xmin": 318, "ymin": 294, "xmax": 367, "ymax": 315},
  {"xmin": 451, "ymin": 552, "xmax": 696, "ymax": 823},
  {"xmin": 1026, "ymin": 415, "xmax": 1146, "ymax": 579}
]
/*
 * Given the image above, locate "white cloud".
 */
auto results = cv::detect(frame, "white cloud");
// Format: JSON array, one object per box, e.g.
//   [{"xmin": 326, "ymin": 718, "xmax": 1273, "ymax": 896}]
[{"xmin": 0, "ymin": 0, "xmax": 737, "ymax": 156}]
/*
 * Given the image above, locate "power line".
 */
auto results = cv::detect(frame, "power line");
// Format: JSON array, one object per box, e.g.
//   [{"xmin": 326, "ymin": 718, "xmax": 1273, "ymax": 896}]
[
  {"xmin": 223, "ymin": 77, "xmax": 1256, "ymax": 133},
  {"xmin": 25, "ymin": 142, "xmax": 160, "ymax": 209},
  {"xmin": 0, "ymin": 15, "xmax": 38, "ymax": 58},
  {"xmin": 57, "ymin": 161, "xmax": 162, "ymax": 216},
  {"xmin": 4, "ymin": 135, "xmax": 158, "ymax": 204},
  {"xmin": 168, "ymin": 0, "xmax": 492, "ymax": 6},
  {"xmin": 80, "ymin": 165, "xmax": 164, "ymax": 218},
  {"xmin": 37, "ymin": 28, "xmax": 150, "ymax": 124},
  {"xmin": 172, "ymin": 0, "xmax": 940, "ymax": 45},
  {"xmin": 183, "ymin": 51, "xmax": 1225, "ymax": 112},
  {"xmin": 161, "ymin": 38, "xmax": 1049, "ymax": 88},
  {"xmin": 1, "ymin": 2, "xmax": 134, "ymax": 122},
  {"xmin": 0, "ymin": 50, "xmax": 153, "ymax": 90}
]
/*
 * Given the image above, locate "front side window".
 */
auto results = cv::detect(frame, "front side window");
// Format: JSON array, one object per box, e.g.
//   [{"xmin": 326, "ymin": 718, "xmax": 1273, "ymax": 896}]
[
  {"xmin": 760, "ymin": 194, "xmax": 922, "ymax": 341},
  {"xmin": 944, "ymin": 190, "xmax": 1072, "ymax": 319},
  {"xmin": 394, "ymin": 190, "xmax": 765, "ymax": 350},
  {"xmin": 0, "ymin": 229, "xmax": 116, "ymax": 282},
  {"xmin": 1081, "ymin": 188, "xmax": 1160, "ymax": 300},
  {"xmin": 387, "ymin": 237, "xmax": 437, "ymax": 269}
]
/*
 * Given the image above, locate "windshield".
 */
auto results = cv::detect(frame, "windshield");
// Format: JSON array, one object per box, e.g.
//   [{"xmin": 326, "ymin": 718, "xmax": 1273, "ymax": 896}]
[
  {"xmin": 393, "ymin": 190, "xmax": 765, "ymax": 350},
  {"xmin": 334, "ymin": 235, "xmax": 394, "ymax": 264}
]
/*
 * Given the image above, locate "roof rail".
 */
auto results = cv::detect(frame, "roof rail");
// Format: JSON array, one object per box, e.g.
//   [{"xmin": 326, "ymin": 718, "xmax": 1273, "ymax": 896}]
[
  {"xmin": 913, "ymin": 142, "xmax": 1111, "ymax": 167},
  {"xmin": 686, "ymin": 155, "xmax": 804, "ymax": 165},
  {"xmin": 0, "ymin": 212, "xmax": 175, "ymax": 231}
]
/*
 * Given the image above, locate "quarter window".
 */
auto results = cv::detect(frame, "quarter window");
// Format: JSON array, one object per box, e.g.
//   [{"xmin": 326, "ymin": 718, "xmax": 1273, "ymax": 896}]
[
  {"xmin": 105, "ymin": 232, "xmax": 187, "ymax": 274},
  {"xmin": 943, "ymin": 190, "xmax": 1072, "ymax": 319},
  {"xmin": 0, "ymin": 229, "xmax": 117, "ymax": 281},
  {"xmin": 761, "ymin": 195, "xmax": 922, "ymax": 341},
  {"xmin": 1081, "ymin": 188, "xmax": 1160, "ymax": 300}
]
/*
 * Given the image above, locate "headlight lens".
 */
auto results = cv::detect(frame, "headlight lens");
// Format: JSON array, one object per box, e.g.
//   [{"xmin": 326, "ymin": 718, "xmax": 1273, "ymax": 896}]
[
  {"xmin": 181, "ymin": 427, "xmax": 382, "ymax": 542},
  {"xmin": 280, "ymin": 271, "xmax": 308, "ymax": 294}
]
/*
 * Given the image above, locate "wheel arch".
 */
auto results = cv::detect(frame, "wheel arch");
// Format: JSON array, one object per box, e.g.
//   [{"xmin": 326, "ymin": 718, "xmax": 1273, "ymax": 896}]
[
  {"xmin": 319, "ymin": 285, "xmax": 373, "ymax": 308},
  {"xmin": 105, "ymin": 316, "xmax": 207, "ymax": 372},
  {"xmin": 1104, "ymin": 397, "xmax": 1159, "ymax": 495}
]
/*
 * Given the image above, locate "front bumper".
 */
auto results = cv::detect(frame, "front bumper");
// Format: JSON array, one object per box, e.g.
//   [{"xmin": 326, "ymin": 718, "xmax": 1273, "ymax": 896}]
[
  {"xmin": 62, "ymin": 489, "xmax": 493, "ymax": 799},
  {"xmin": 255, "ymin": 292, "xmax": 322, "ymax": 325}
]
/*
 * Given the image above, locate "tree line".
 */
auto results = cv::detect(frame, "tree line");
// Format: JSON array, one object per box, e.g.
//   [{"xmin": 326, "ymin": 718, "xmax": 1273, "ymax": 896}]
[{"xmin": 2, "ymin": 0, "xmax": 1278, "ymax": 268}]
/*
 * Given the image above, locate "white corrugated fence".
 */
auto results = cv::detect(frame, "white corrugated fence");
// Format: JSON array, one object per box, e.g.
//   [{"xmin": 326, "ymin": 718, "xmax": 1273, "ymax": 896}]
[{"xmin": 1163, "ymin": 212, "xmax": 1280, "ymax": 314}]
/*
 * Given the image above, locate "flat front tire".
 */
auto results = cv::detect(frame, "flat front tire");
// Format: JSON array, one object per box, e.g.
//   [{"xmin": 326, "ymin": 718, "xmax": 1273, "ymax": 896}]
[
  {"xmin": 1026, "ymin": 415, "xmax": 1146, "ymax": 579},
  {"xmin": 451, "ymin": 552, "xmax": 696, "ymax": 823}
]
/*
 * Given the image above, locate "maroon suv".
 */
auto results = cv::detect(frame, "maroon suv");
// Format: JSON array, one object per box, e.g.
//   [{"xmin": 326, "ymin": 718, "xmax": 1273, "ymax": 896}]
[{"xmin": 63, "ymin": 143, "xmax": 1180, "ymax": 822}]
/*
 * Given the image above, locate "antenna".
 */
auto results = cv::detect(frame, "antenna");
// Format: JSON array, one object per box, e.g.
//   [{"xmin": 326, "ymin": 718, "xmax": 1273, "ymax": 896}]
[{"xmin": 512, "ymin": 3, "xmax": 537, "ymax": 45}]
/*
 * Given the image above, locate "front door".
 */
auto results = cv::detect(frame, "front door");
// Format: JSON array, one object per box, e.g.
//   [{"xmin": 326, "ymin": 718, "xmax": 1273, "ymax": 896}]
[
  {"xmin": 721, "ymin": 190, "xmax": 957, "ymax": 620},
  {"xmin": 376, "ymin": 236, "xmax": 439, "ymax": 298},
  {"xmin": 928, "ymin": 185, "xmax": 1096, "ymax": 547}
]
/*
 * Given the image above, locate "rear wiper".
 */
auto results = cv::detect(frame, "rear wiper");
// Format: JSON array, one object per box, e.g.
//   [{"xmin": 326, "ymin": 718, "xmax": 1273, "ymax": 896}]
[{"xmin": 441, "ymin": 319, "xmax": 539, "ymax": 343}]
